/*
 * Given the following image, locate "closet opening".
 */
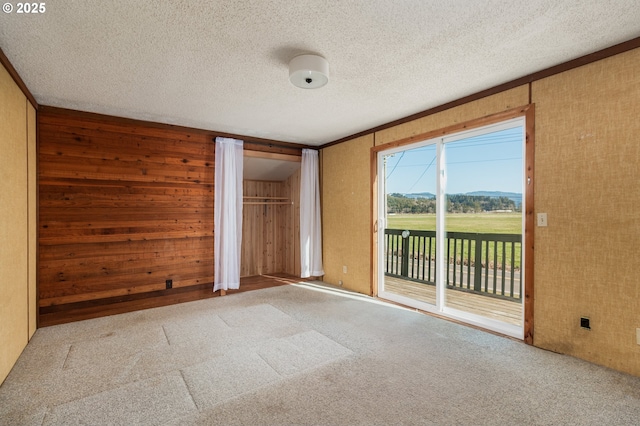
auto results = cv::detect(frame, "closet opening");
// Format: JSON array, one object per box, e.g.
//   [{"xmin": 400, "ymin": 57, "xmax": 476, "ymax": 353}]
[{"xmin": 241, "ymin": 150, "xmax": 302, "ymax": 282}]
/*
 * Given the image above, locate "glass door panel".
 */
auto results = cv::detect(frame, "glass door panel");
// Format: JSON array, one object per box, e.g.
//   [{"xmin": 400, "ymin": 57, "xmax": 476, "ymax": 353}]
[
  {"xmin": 379, "ymin": 143, "xmax": 437, "ymax": 309},
  {"xmin": 442, "ymin": 124, "xmax": 524, "ymax": 335}
]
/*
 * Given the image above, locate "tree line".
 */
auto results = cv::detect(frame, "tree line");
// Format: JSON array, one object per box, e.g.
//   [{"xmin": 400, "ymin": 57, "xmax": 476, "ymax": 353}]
[{"xmin": 387, "ymin": 193, "xmax": 518, "ymax": 214}]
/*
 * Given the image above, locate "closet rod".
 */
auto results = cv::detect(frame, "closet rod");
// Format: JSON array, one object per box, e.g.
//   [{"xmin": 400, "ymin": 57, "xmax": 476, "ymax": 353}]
[
  {"xmin": 243, "ymin": 196, "xmax": 289, "ymax": 200},
  {"xmin": 243, "ymin": 201, "xmax": 293, "ymax": 205}
]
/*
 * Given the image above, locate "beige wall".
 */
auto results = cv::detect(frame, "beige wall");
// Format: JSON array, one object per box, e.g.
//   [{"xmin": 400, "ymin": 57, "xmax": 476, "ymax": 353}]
[
  {"xmin": 375, "ymin": 86, "xmax": 529, "ymax": 145},
  {"xmin": 532, "ymin": 49, "xmax": 640, "ymax": 376},
  {"xmin": 0, "ymin": 62, "xmax": 37, "ymax": 384},
  {"xmin": 321, "ymin": 88, "xmax": 528, "ymax": 296},
  {"xmin": 321, "ymin": 49, "xmax": 640, "ymax": 376},
  {"xmin": 322, "ymin": 134, "xmax": 374, "ymax": 294}
]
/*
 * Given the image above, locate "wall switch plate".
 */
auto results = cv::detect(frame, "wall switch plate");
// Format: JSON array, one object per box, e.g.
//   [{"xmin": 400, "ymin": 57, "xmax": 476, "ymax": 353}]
[
  {"xmin": 537, "ymin": 213, "xmax": 548, "ymax": 227},
  {"xmin": 636, "ymin": 328, "xmax": 640, "ymax": 345},
  {"xmin": 343, "ymin": 265, "xmax": 347, "ymax": 274}
]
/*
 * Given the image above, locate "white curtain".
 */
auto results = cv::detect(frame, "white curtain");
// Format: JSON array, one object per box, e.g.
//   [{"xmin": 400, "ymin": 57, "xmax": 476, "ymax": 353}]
[
  {"xmin": 214, "ymin": 137, "xmax": 243, "ymax": 292},
  {"xmin": 300, "ymin": 149, "xmax": 324, "ymax": 278}
]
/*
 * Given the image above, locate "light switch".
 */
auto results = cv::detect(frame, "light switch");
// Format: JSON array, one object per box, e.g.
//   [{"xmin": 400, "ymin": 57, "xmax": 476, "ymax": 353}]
[{"xmin": 537, "ymin": 213, "xmax": 548, "ymax": 227}]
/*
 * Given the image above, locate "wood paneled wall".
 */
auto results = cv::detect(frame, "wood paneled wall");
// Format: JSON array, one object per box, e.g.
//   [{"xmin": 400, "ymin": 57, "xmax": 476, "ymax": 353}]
[
  {"xmin": 38, "ymin": 109, "xmax": 214, "ymax": 319},
  {"xmin": 242, "ymin": 180, "xmax": 285, "ymax": 276},
  {"xmin": 37, "ymin": 107, "xmax": 306, "ymax": 325},
  {"xmin": 241, "ymin": 169, "xmax": 301, "ymax": 277}
]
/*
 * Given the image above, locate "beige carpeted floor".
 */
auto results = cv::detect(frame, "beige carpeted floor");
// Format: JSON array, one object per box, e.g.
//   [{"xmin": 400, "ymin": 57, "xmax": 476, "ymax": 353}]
[{"xmin": 1, "ymin": 282, "xmax": 639, "ymax": 425}]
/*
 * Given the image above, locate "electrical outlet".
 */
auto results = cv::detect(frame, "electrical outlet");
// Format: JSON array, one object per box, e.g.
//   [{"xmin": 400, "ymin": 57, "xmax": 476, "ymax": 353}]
[
  {"xmin": 166, "ymin": 279, "xmax": 172, "ymax": 289},
  {"xmin": 342, "ymin": 265, "xmax": 347, "ymax": 274},
  {"xmin": 537, "ymin": 213, "xmax": 548, "ymax": 227},
  {"xmin": 338, "ymin": 280, "xmax": 343, "ymax": 286},
  {"xmin": 580, "ymin": 317, "xmax": 590, "ymax": 330}
]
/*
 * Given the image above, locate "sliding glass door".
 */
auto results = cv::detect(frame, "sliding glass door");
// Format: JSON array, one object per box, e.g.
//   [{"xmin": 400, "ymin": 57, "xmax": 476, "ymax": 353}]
[
  {"xmin": 379, "ymin": 143, "xmax": 438, "ymax": 309},
  {"xmin": 378, "ymin": 118, "xmax": 525, "ymax": 338}
]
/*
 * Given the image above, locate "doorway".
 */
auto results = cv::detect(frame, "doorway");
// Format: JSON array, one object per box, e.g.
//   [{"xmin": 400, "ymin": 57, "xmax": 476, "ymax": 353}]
[{"xmin": 376, "ymin": 113, "xmax": 532, "ymax": 339}]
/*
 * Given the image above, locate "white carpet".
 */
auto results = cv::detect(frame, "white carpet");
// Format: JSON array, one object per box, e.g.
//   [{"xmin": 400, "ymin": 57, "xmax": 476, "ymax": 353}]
[{"xmin": 1, "ymin": 282, "xmax": 639, "ymax": 425}]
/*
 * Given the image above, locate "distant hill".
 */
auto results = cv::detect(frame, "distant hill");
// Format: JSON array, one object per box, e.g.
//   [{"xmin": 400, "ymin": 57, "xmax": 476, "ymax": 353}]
[
  {"xmin": 398, "ymin": 191, "xmax": 521, "ymax": 207},
  {"xmin": 465, "ymin": 191, "xmax": 520, "ymax": 198},
  {"xmin": 388, "ymin": 191, "xmax": 520, "ymax": 214},
  {"xmin": 466, "ymin": 191, "xmax": 522, "ymax": 208},
  {"xmin": 402, "ymin": 192, "xmax": 435, "ymax": 199}
]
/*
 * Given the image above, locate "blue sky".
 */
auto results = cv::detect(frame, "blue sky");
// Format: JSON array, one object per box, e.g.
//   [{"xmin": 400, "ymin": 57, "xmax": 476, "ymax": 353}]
[{"xmin": 384, "ymin": 126, "xmax": 523, "ymax": 195}]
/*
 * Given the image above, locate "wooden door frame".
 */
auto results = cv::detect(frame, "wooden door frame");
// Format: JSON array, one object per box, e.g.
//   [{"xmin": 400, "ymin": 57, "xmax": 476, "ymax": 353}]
[{"xmin": 370, "ymin": 104, "xmax": 535, "ymax": 344}]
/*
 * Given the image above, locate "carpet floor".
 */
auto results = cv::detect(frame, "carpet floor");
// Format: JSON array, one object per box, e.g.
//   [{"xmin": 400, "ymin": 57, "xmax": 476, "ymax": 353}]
[{"xmin": 1, "ymin": 282, "xmax": 639, "ymax": 425}]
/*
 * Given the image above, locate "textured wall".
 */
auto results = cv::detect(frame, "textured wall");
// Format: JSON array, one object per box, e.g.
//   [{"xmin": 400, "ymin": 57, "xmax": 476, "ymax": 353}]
[
  {"xmin": 375, "ymin": 86, "xmax": 529, "ymax": 145},
  {"xmin": 0, "ymin": 63, "xmax": 34, "ymax": 384},
  {"xmin": 321, "ymin": 88, "xmax": 529, "ymax": 295},
  {"xmin": 321, "ymin": 49, "xmax": 640, "ymax": 376},
  {"xmin": 532, "ymin": 48, "xmax": 640, "ymax": 376},
  {"xmin": 322, "ymin": 134, "xmax": 374, "ymax": 294}
]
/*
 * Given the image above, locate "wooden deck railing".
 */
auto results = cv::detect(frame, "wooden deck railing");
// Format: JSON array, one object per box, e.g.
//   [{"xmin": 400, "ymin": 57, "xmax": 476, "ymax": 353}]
[{"xmin": 384, "ymin": 229, "xmax": 522, "ymax": 302}]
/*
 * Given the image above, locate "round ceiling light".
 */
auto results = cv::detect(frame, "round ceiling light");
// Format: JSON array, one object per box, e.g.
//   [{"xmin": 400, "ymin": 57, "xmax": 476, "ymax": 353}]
[{"xmin": 289, "ymin": 54, "xmax": 329, "ymax": 89}]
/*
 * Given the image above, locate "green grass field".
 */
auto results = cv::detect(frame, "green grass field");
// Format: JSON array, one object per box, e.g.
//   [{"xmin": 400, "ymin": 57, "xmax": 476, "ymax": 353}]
[
  {"xmin": 386, "ymin": 213, "xmax": 522, "ymax": 234},
  {"xmin": 386, "ymin": 213, "xmax": 522, "ymax": 268}
]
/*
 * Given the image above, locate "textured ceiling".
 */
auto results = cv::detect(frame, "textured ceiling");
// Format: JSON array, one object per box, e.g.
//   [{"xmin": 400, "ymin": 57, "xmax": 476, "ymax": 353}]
[{"xmin": 1, "ymin": 1, "xmax": 639, "ymax": 145}]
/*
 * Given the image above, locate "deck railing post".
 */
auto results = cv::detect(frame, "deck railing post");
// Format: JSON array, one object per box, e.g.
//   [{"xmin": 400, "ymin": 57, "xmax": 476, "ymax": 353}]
[
  {"xmin": 401, "ymin": 231, "xmax": 409, "ymax": 277},
  {"xmin": 473, "ymin": 235, "xmax": 483, "ymax": 292}
]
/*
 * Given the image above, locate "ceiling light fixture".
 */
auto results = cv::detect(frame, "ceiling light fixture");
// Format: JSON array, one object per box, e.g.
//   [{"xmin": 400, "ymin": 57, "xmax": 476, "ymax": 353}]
[{"xmin": 289, "ymin": 54, "xmax": 329, "ymax": 89}]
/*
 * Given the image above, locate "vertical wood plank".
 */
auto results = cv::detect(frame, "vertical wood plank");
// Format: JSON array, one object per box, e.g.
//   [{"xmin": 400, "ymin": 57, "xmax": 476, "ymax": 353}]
[
  {"xmin": 523, "ymin": 104, "xmax": 535, "ymax": 345},
  {"xmin": 241, "ymin": 179, "xmax": 298, "ymax": 276}
]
